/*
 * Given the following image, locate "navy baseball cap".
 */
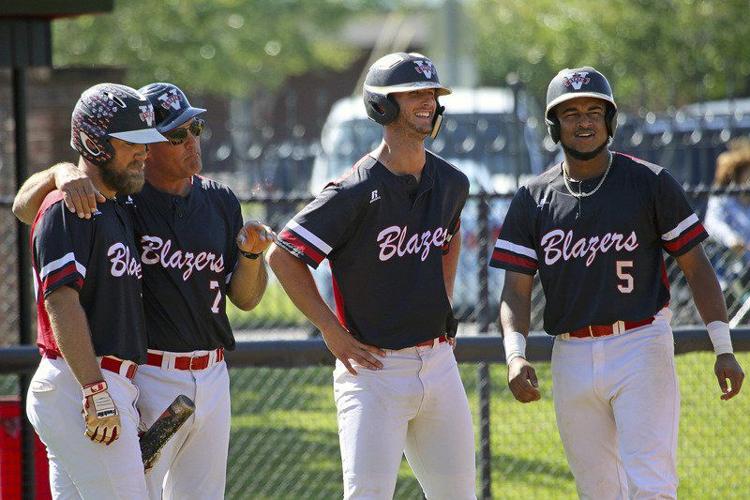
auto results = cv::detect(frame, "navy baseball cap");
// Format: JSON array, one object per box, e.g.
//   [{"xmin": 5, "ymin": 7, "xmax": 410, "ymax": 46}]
[{"xmin": 138, "ymin": 82, "xmax": 206, "ymax": 133}]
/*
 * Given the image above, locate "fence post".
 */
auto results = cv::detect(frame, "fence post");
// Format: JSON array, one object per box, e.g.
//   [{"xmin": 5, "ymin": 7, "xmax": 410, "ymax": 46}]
[
  {"xmin": 476, "ymin": 190, "xmax": 492, "ymax": 499},
  {"xmin": 13, "ymin": 65, "xmax": 36, "ymax": 500}
]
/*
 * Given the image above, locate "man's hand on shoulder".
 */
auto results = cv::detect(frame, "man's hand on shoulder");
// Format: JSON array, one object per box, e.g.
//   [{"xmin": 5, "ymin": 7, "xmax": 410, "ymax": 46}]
[{"xmin": 53, "ymin": 162, "xmax": 104, "ymax": 219}]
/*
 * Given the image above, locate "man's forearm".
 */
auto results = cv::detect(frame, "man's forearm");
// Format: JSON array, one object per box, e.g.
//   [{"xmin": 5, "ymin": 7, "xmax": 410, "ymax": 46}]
[
  {"xmin": 500, "ymin": 292, "xmax": 531, "ymax": 335},
  {"xmin": 12, "ymin": 166, "xmax": 58, "ymax": 224},
  {"xmin": 677, "ymin": 246, "xmax": 728, "ymax": 324},
  {"xmin": 45, "ymin": 286, "xmax": 104, "ymax": 387},
  {"xmin": 228, "ymin": 256, "xmax": 269, "ymax": 310},
  {"xmin": 499, "ymin": 272, "xmax": 534, "ymax": 335},
  {"xmin": 442, "ymin": 230, "xmax": 461, "ymax": 300}
]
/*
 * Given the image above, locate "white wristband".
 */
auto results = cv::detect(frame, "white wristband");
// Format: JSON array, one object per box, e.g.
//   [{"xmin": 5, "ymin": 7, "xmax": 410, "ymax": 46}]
[
  {"xmin": 503, "ymin": 331, "xmax": 527, "ymax": 364},
  {"xmin": 706, "ymin": 321, "xmax": 733, "ymax": 355}
]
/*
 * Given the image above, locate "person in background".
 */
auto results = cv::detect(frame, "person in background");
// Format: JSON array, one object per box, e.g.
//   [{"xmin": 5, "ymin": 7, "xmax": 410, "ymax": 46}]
[
  {"xmin": 704, "ymin": 138, "xmax": 750, "ymax": 252},
  {"xmin": 704, "ymin": 137, "xmax": 750, "ymax": 322}
]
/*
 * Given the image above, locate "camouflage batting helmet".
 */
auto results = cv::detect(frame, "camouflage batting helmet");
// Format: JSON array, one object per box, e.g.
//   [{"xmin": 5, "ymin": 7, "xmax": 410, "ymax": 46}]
[{"xmin": 70, "ymin": 83, "xmax": 166, "ymax": 165}]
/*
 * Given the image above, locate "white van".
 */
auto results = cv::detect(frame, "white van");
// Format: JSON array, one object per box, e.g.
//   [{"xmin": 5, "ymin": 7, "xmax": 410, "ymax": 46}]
[{"xmin": 309, "ymin": 87, "xmax": 545, "ymax": 319}]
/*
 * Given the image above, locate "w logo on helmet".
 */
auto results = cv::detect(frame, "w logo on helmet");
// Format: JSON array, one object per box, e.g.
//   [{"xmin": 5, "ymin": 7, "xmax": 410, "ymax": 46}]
[
  {"xmin": 563, "ymin": 72, "xmax": 591, "ymax": 90},
  {"xmin": 139, "ymin": 105, "xmax": 155, "ymax": 126},
  {"xmin": 413, "ymin": 60, "xmax": 435, "ymax": 79},
  {"xmin": 158, "ymin": 89, "xmax": 182, "ymax": 110}
]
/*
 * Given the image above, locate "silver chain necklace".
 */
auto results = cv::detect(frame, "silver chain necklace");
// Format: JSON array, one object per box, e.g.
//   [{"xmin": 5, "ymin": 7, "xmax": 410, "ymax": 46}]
[{"xmin": 562, "ymin": 152, "xmax": 613, "ymax": 198}]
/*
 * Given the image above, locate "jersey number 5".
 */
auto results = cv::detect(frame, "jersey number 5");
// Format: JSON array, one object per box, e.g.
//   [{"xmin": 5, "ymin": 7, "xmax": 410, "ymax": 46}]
[
  {"xmin": 210, "ymin": 280, "xmax": 222, "ymax": 313},
  {"xmin": 616, "ymin": 260, "xmax": 634, "ymax": 293}
]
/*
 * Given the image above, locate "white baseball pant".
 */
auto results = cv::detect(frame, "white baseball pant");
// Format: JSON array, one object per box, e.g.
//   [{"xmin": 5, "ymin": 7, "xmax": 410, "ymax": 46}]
[
  {"xmin": 134, "ymin": 350, "xmax": 230, "ymax": 500},
  {"xmin": 334, "ymin": 339, "xmax": 476, "ymax": 500},
  {"xmin": 551, "ymin": 314, "xmax": 680, "ymax": 500},
  {"xmin": 26, "ymin": 356, "xmax": 148, "ymax": 499}
]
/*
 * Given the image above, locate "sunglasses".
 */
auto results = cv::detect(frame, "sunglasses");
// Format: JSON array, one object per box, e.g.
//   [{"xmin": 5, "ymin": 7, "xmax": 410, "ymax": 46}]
[{"xmin": 164, "ymin": 118, "xmax": 205, "ymax": 145}]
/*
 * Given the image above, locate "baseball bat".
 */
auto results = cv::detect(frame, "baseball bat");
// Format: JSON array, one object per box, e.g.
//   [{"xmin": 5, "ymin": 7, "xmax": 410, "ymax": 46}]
[{"xmin": 140, "ymin": 394, "xmax": 195, "ymax": 470}]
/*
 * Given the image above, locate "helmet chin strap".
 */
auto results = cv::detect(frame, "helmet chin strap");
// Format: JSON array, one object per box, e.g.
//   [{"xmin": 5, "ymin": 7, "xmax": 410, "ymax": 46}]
[
  {"xmin": 561, "ymin": 136, "xmax": 610, "ymax": 161},
  {"xmin": 429, "ymin": 105, "xmax": 445, "ymax": 140}
]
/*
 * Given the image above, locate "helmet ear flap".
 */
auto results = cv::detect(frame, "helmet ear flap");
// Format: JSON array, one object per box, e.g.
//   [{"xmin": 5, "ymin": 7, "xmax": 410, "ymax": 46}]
[
  {"xmin": 384, "ymin": 94, "xmax": 400, "ymax": 124},
  {"xmin": 430, "ymin": 104, "xmax": 445, "ymax": 140},
  {"xmin": 605, "ymin": 104, "xmax": 618, "ymax": 138},
  {"xmin": 364, "ymin": 91, "xmax": 399, "ymax": 125},
  {"xmin": 546, "ymin": 113, "xmax": 561, "ymax": 144}
]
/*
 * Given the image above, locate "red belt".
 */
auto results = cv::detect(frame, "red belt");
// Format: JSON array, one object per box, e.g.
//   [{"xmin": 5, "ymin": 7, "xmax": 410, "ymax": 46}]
[
  {"xmin": 567, "ymin": 317, "xmax": 655, "ymax": 339},
  {"xmin": 146, "ymin": 347, "xmax": 224, "ymax": 371},
  {"xmin": 43, "ymin": 352, "xmax": 138, "ymax": 380},
  {"xmin": 414, "ymin": 335, "xmax": 448, "ymax": 348}
]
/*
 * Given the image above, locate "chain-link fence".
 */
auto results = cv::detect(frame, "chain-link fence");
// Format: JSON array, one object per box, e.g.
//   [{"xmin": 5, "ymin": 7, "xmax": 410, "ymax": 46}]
[
  {"xmin": 228, "ymin": 188, "xmax": 750, "ymax": 336},
  {"xmin": 3, "ymin": 347, "xmax": 748, "ymax": 500},
  {"xmin": 222, "ymin": 353, "xmax": 750, "ymax": 500},
  {"xmin": 1, "ymin": 349, "xmax": 749, "ymax": 499},
  {"xmin": 0, "ymin": 205, "xmax": 19, "ymax": 347},
  {"xmin": 2, "ymin": 182, "xmax": 750, "ymax": 498},
  {"xmin": 223, "ymin": 187, "xmax": 750, "ymax": 496}
]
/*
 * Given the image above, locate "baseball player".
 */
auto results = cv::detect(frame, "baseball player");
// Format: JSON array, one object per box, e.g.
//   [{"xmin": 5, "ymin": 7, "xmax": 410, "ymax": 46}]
[
  {"xmin": 267, "ymin": 52, "xmax": 476, "ymax": 500},
  {"xmin": 490, "ymin": 67, "xmax": 745, "ymax": 499},
  {"xmin": 14, "ymin": 83, "xmax": 273, "ymax": 500},
  {"xmin": 24, "ymin": 83, "xmax": 166, "ymax": 498}
]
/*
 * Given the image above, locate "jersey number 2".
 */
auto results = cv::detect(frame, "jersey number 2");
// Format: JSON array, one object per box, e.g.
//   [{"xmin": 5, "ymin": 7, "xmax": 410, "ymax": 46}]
[
  {"xmin": 210, "ymin": 280, "xmax": 222, "ymax": 313},
  {"xmin": 616, "ymin": 260, "xmax": 634, "ymax": 293}
]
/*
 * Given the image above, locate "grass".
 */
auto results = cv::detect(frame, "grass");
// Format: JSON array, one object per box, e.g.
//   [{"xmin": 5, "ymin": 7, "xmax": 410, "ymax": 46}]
[
  {"xmin": 3, "ymin": 353, "xmax": 747, "ymax": 498},
  {"xmin": 226, "ymin": 201, "xmax": 309, "ymax": 329},
  {"xmin": 226, "ymin": 352, "xmax": 750, "ymax": 500},
  {"xmin": 226, "ymin": 277, "xmax": 307, "ymax": 329}
]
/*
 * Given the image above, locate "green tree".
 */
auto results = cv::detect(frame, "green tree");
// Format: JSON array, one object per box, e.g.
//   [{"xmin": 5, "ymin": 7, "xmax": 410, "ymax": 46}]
[
  {"xmin": 469, "ymin": 0, "xmax": 750, "ymax": 112},
  {"xmin": 53, "ymin": 0, "xmax": 387, "ymax": 96}
]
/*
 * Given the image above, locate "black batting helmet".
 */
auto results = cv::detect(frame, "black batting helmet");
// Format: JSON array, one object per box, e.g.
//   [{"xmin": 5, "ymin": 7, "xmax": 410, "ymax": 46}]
[
  {"xmin": 363, "ymin": 52, "xmax": 450, "ymax": 138},
  {"xmin": 70, "ymin": 83, "xmax": 166, "ymax": 165},
  {"xmin": 138, "ymin": 82, "xmax": 206, "ymax": 133},
  {"xmin": 545, "ymin": 66, "xmax": 618, "ymax": 143}
]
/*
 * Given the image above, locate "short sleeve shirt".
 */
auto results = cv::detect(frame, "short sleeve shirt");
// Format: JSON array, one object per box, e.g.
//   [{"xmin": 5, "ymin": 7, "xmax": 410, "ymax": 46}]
[
  {"xmin": 129, "ymin": 176, "xmax": 244, "ymax": 352},
  {"xmin": 490, "ymin": 152, "xmax": 708, "ymax": 335},
  {"xmin": 31, "ymin": 192, "xmax": 147, "ymax": 362},
  {"xmin": 276, "ymin": 152, "xmax": 469, "ymax": 349}
]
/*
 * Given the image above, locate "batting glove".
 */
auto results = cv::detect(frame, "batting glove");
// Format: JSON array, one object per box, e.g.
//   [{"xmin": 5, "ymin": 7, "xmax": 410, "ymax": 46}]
[{"xmin": 82, "ymin": 380, "xmax": 121, "ymax": 445}]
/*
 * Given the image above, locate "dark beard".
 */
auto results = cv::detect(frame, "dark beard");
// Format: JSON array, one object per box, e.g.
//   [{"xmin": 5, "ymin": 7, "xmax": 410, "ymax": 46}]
[
  {"xmin": 99, "ymin": 159, "xmax": 145, "ymax": 195},
  {"xmin": 561, "ymin": 137, "xmax": 609, "ymax": 161}
]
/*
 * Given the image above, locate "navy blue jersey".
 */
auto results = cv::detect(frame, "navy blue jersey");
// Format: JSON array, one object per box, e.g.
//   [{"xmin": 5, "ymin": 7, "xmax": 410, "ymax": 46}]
[
  {"xmin": 129, "ymin": 176, "xmax": 243, "ymax": 352},
  {"xmin": 490, "ymin": 152, "xmax": 708, "ymax": 335},
  {"xmin": 276, "ymin": 152, "xmax": 469, "ymax": 349},
  {"xmin": 31, "ymin": 191, "xmax": 147, "ymax": 362}
]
